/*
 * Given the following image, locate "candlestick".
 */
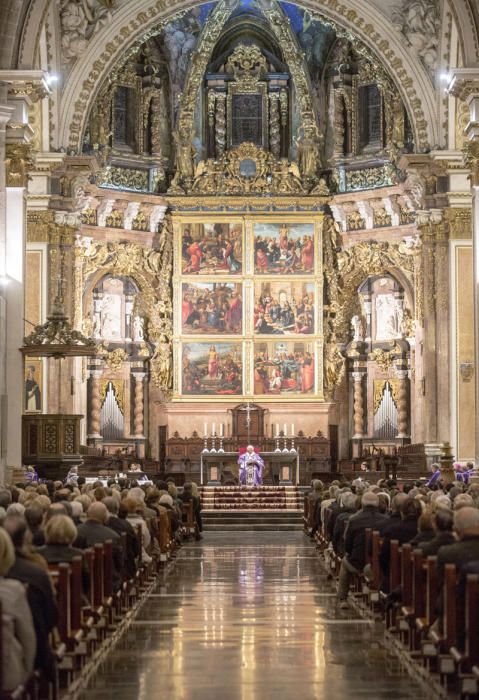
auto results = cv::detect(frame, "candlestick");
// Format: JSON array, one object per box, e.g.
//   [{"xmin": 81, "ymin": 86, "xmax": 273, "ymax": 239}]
[
  {"xmin": 202, "ymin": 435, "xmax": 209, "ymax": 454},
  {"xmin": 218, "ymin": 434, "xmax": 224, "ymax": 453},
  {"xmin": 212, "ymin": 422, "xmax": 216, "ymax": 436},
  {"xmin": 220, "ymin": 423, "xmax": 223, "ymax": 437},
  {"xmin": 274, "ymin": 434, "xmax": 281, "ymax": 452}
]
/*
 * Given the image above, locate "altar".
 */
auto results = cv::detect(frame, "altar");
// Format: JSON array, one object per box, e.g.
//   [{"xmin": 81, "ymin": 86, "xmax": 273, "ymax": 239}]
[{"xmin": 200, "ymin": 451, "xmax": 300, "ymax": 486}]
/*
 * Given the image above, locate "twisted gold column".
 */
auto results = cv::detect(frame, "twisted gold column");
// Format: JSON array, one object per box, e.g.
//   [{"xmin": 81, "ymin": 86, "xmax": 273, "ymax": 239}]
[
  {"xmin": 88, "ymin": 369, "xmax": 102, "ymax": 439},
  {"xmin": 396, "ymin": 370, "xmax": 409, "ymax": 438},
  {"xmin": 133, "ymin": 371, "xmax": 146, "ymax": 438},
  {"xmin": 352, "ymin": 371, "xmax": 365, "ymax": 438}
]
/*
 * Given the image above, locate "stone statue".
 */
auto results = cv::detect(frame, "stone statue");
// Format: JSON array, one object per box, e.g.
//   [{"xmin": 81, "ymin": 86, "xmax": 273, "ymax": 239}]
[
  {"xmin": 351, "ymin": 315, "xmax": 364, "ymax": 342},
  {"xmin": 133, "ymin": 315, "xmax": 145, "ymax": 342}
]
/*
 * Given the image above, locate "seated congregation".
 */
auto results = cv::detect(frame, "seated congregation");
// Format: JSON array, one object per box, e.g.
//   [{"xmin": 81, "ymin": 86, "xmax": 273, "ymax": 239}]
[
  {"xmin": 305, "ymin": 476, "xmax": 479, "ymax": 696},
  {"xmin": 0, "ymin": 477, "xmax": 202, "ymax": 697}
]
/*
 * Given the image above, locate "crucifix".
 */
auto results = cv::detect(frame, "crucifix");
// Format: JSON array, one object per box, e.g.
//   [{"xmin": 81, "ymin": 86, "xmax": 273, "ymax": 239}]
[{"xmin": 239, "ymin": 402, "xmax": 254, "ymax": 444}]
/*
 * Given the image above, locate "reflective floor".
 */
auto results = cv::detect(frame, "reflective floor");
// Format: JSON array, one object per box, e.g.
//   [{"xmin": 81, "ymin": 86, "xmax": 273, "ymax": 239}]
[{"xmin": 80, "ymin": 533, "xmax": 423, "ymax": 700}]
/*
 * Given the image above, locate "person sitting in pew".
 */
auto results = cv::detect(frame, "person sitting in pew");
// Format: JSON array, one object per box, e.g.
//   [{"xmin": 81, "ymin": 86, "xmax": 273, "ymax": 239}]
[
  {"xmin": 332, "ymin": 492, "xmax": 358, "ymax": 557},
  {"xmin": 0, "ymin": 528, "xmax": 36, "ymax": 693},
  {"xmin": 3, "ymin": 515, "xmax": 58, "ymax": 684},
  {"xmin": 24, "ymin": 504, "xmax": 45, "ymax": 546},
  {"xmin": 37, "ymin": 514, "xmax": 90, "ymax": 594},
  {"xmin": 74, "ymin": 502, "xmax": 124, "ymax": 592},
  {"xmin": 379, "ymin": 497, "xmax": 421, "ymax": 593},
  {"xmin": 410, "ymin": 510, "xmax": 435, "ymax": 548},
  {"xmin": 102, "ymin": 497, "xmax": 140, "ymax": 579},
  {"xmin": 418, "ymin": 508, "xmax": 455, "ymax": 556},
  {"xmin": 437, "ymin": 507, "xmax": 479, "ymax": 594},
  {"xmin": 337, "ymin": 491, "xmax": 388, "ymax": 608}
]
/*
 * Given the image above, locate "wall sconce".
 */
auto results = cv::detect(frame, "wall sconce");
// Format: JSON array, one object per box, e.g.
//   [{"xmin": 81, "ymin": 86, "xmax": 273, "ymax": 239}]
[{"xmin": 460, "ymin": 362, "xmax": 474, "ymax": 383}]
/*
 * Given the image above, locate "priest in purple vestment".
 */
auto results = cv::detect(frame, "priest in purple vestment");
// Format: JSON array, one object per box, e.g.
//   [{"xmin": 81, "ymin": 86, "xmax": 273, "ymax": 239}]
[{"xmin": 238, "ymin": 445, "xmax": 264, "ymax": 486}]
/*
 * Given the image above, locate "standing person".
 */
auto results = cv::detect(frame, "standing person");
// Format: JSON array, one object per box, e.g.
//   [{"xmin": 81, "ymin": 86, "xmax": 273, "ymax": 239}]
[{"xmin": 238, "ymin": 445, "xmax": 264, "ymax": 487}]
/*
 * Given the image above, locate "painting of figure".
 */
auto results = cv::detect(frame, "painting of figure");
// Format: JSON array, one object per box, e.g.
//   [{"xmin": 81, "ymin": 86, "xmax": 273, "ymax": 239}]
[
  {"xmin": 254, "ymin": 223, "xmax": 314, "ymax": 274},
  {"xmin": 253, "ymin": 341, "xmax": 315, "ymax": 395},
  {"xmin": 254, "ymin": 281, "xmax": 314, "ymax": 335},
  {"xmin": 182, "ymin": 282, "xmax": 243, "ymax": 335},
  {"xmin": 24, "ymin": 359, "xmax": 42, "ymax": 412},
  {"xmin": 182, "ymin": 343, "xmax": 243, "ymax": 395},
  {"xmin": 182, "ymin": 222, "xmax": 243, "ymax": 274}
]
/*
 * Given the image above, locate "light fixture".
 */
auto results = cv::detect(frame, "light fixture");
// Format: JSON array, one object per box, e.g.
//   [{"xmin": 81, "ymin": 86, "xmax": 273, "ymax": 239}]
[{"xmin": 46, "ymin": 74, "xmax": 59, "ymax": 84}]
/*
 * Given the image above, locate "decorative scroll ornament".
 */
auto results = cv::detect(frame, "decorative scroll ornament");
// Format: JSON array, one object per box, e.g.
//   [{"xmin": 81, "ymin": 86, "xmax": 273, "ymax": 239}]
[
  {"xmin": 97, "ymin": 345, "xmax": 129, "ymax": 372},
  {"xmin": 23, "ymin": 296, "xmax": 97, "ymax": 358},
  {"xmin": 369, "ymin": 348, "xmax": 395, "ymax": 373},
  {"xmin": 189, "ymin": 143, "xmax": 326, "ymax": 196},
  {"xmin": 226, "ymin": 44, "xmax": 267, "ymax": 85}
]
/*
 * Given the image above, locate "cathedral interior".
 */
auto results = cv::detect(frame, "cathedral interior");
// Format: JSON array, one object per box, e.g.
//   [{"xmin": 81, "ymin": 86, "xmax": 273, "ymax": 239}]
[{"xmin": 1, "ymin": 0, "xmax": 479, "ymax": 698}]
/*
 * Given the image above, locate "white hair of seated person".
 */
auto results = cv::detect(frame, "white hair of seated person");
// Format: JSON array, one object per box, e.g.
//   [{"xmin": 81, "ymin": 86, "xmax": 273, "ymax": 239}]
[
  {"xmin": 44, "ymin": 514, "xmax": 77, "ymax": 545},
  {"xmin": 433, "ymin": 495, "xmax": 452, "ymax": 512},
  {"xmin": 361, "ymin": 491, "xmax": 379, "ymax": 507},
  {"xmin": 341, "ymin": 492, "xmax": 358, "ymax": 510},
  {"xmin": 377, "ymin": 492, "xmax": 391, "ymax": 506},
  {"xmin": 454, "ymin": 506, "xmax": 479, "ymax": 536},
  {"xmin": 69, "ymin": 501, "xmax": 83, "ymax": 519},
  {"xmin": 453, "ymin": 493, "xmax": 475, "ymax": 511},
  {"xmin": 159, "ymin": 494, "xmax": 173, "ymax": 508},
  {"xmin": 6, "ymin": 503, "xmax": 25, "ymax": 517},
  {"xmin": 128, "ymin": 487, "xmax": 145, "ymax": 502}
]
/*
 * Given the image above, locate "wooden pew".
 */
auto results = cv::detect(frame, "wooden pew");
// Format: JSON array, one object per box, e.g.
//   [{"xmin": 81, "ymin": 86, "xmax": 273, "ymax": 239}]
[{"xmin": 181, "ymin": 501, "xmax": 196, "ymax": 539}]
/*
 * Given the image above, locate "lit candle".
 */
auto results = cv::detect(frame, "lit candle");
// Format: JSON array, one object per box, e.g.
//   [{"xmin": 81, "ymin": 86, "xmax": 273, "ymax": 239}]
[
  {"xmin": 276, "ymin": 423, "xmax": 279, "ymax": 437},
  {"xmin": 204, "ymin": 422, "xmax": 207, "ymax": 437},
  {"xmin": 284, "ymin": 423, "xmax": 287, "ymax": 436},
  {"xmin": 212, "ymin": 422, "xmax": 216, "ymax": 436},
  {"xmin": 220, "ymin": 423, "xmax": 223, "ymax": 436}
]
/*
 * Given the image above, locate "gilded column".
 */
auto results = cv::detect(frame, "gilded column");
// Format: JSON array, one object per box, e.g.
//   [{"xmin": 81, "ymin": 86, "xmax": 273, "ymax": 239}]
[
  {"xmin": 215, "ymin": 93, "xmax": 226, "ymax": 158},
  {"xmin": 434, "ymin": 218, "xmax": 450, "ymax": 441},
  {"xmin": 395, "ymin": 369, "xmax": 409, "ymax": 438},
  {"xmin": 269, "ymin": 93, "xmax": 281, "ymax": 158},
  {"xmin": 88, "ymin": 368, "xmax": 103, "ymax": 443},
  {"xmin": 352, "ymin": 371, "xmax": 365, "ymax": 438},
  {"xmin": 133, "ymin": 371, "xmax": 146, "ymax": 458}
]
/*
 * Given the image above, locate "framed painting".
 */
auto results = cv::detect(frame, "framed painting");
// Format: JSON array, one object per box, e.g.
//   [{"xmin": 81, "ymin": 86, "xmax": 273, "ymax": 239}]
[
  {"xmin": 24, "ymin": 357, "xmax": 43, "ymax": 412},
  {"xmin": 182, "ymin": 342, "xmax": 243, "ymax": 396},
  {"xmin": 253, "ymin": 222, "xmax": 315, "ymax": 274},
  {"xmin": 253, "ymin": 340, "xmax": 315, "ymax": 396},
  {"xmin": 254, "ymin": 280, "xmax": 315, "ymax": 335},
  {"xmin": 181, "ymin": 222, "xmax": 243, "ymax": 275},
  {"xmin": 181, "ymin": 282, "xmax": 243, "ymax": 335}
]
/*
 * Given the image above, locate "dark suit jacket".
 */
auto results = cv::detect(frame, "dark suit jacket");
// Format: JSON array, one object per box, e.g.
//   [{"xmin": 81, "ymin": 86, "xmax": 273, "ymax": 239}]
[
  {"xmin": 436, "ymin": 535, "xmax": 479, "ymax": 591},
  {"xmin": 106, "ymin": 516, "xmax": 140, "ymax": 579},
  {"xmin": 37, "ymin": 544, "xmax": 90, "ymax": 593},
  {"xmin": 379, "ymin": 517, "xmax": 418, "ymax": 591},
  {"xmin": 344, "ymin": 506, "xmax": 388, "ymax": 571},
  {"xmin": 419, "ymin": 531, "xmax": 456, "ymax": 556},
  {"xmin": 74, "ymin": 520, "xmax": 124, "ymax": 590},
  {"xmin": 8, "ymin": 553, "xmax": 58, "ymax": 679}
]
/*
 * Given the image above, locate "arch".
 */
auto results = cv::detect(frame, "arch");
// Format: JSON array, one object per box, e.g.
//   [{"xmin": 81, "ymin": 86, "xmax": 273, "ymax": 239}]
[{"xmin": 49, "ymin": 0, "xmax": 441, "ymax": 153}]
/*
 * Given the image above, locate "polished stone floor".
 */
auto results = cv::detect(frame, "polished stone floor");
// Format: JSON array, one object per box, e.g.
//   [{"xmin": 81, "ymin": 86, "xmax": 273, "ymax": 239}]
[{"xmin": 80, "ymin": 533, "xmax": 423, "ymax": 700}]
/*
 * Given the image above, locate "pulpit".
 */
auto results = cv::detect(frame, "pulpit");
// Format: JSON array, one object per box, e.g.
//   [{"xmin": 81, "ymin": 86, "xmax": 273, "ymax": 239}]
[{"xmin": 22, "ymin": 414, "xmax": 83, "ymax": 480}]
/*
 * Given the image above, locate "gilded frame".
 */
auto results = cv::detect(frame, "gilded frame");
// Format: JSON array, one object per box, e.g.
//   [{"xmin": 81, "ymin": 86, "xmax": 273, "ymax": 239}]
[{"xmin": 172, "ymin": 212, "xmax": 324, "ymax": 402}]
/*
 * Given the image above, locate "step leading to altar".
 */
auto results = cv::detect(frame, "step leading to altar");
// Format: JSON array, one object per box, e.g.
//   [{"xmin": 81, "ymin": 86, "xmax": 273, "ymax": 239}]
[{"xmin": 201, "ymin": 486, "xmax": 304, "ymax": 531}]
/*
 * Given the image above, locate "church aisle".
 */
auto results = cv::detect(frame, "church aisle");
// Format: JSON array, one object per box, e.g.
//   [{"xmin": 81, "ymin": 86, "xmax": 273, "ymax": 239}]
[{"xmin": 79, "ymin": 533, "xmax": 423, "ymax": 700}]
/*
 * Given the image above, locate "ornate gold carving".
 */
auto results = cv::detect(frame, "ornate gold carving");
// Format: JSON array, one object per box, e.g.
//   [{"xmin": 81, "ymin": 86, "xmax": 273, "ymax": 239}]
[
  {"xmin": 80, "ymin": 216, "xmax": 173, "ymax": 394},
  {"xmin": 373, "ymin": 208, "xmax": 392, "ymax": 228},
  {"xmin": 99, "ymin": 347, "xmax": 129, "ymax": 372},
  {"xmin": 347, "ymin": 211, "xmax": 365, "ymax": 231},
  {"xmin": 132, "ymin": 211, "xmax": 150, "ymax": 231},
  {"xmin": 369, "ymin": 348, "xmax": 395, "ymax": 372},
  {"xmin": 96, "ymin": 165, "xmax": 149, "ymax": 192},
  {"xmin": 373, "ymin": 378, "xmax": 400, "ymax": 414},
  {"xmin": 226, "ymin": 44, "xmax": 267, "ymax": 85},
  {"xmin": 81, "ymin": 208, "xmax": 97, "ymax": 226},
  {"xmin": 190, "ymin": 143, "xmax": 311, "ymax": 196},
  {"xmin": 344, "ymin": 163, "xmax": 396, "ymax": 192},
  {"xmin": 444, "ymin": 208, "xmax": 472, "ymax": 240},
  {"xmin": 5, "ymin": 143, "xmax": 34, "ymax": 187},
  {"xmin": 464, "ymin": 140, "xmax": 479, "ymax": 187},
  {"xmin": 105, "ymin": 210, "xmax": 124, "ymax": 229}
]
